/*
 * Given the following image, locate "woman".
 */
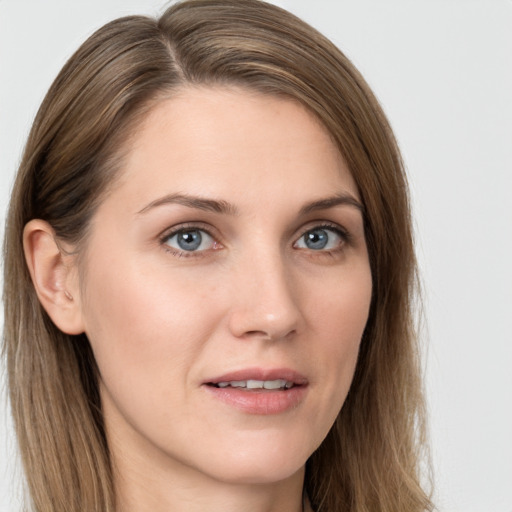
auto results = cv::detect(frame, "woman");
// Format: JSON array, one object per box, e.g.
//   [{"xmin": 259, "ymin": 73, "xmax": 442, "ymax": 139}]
[{"xmin": 3, "ymin": 0, "xmax": 433, "ymax": 511}]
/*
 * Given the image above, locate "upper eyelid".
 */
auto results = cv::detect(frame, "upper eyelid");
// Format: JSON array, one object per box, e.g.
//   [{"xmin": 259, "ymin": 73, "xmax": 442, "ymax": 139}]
[
  {"xmin": 295, "ymin": 221, "xmax": 349, "ymax": 238},
  {"xmin": 159, "ymin": 221, "xmax": 217, "ymax": 240}
]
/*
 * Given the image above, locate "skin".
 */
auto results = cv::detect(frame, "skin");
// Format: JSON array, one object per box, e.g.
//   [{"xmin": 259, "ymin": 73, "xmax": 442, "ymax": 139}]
[{"xmin": 26, "ymin": 87, "xmax": 372, "ymax": 512}]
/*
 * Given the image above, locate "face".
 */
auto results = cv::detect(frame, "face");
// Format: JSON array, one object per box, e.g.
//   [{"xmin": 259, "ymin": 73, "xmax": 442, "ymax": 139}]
[{"xmin": 77, "ymin": 87, "xmax": 372, "ymax": 486}]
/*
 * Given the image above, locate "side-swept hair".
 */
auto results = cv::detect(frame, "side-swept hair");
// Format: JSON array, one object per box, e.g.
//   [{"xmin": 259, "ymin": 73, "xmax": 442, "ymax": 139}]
[{"xmin": 3, "ymin": 1, "xmax": 432, "ymax": 510}]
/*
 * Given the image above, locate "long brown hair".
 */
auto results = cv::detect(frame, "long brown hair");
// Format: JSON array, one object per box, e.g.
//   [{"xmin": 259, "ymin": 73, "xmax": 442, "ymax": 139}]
[{"xmin": 3, "ymin": 1, "xmax": 432, "ymax": 510}]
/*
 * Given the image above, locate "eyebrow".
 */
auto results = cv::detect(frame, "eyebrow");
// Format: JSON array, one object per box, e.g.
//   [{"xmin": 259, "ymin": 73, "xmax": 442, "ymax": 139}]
[
  {"xmin": 299, "ymin": 193, "xmax": 364, "ymax": 215},
  {"xmin": 137, "ymin": 191, "xmax": 363, "ymax": 216},
  {"xmin": 137, "ymin": 193, "xmax": 239, "ymax": 216}
]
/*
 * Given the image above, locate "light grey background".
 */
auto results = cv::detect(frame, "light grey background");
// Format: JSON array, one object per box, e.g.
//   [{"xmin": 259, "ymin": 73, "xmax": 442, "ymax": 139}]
[{"xmin": 1, "ymin": 1, "xmax": 511, "ymax": 511}]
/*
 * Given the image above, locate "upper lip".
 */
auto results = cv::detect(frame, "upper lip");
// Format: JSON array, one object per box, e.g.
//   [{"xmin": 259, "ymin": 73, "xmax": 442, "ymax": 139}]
[{"xmin": 203, "ymin": 367, "xmax": 308, "ymax": 386}]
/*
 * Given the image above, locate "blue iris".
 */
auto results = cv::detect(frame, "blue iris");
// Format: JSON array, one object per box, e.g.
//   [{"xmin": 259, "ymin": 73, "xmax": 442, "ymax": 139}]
[
  {"xmin": 303, "ymin": 229, "xmax": 329, "ymax": 250},
  {"xmin": 176, "ymin": 230, "xmax": 203, "ymax": 251}
]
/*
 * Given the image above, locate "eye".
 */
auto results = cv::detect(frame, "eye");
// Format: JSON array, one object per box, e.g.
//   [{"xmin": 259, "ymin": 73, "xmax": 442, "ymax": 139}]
[
  {"xmin": 163, "ymin": 228, "xmax": 216, "ymax": 253},
  {"xmin": 294, "ymin": 226, "xmax": 345, "ymax": 251}
]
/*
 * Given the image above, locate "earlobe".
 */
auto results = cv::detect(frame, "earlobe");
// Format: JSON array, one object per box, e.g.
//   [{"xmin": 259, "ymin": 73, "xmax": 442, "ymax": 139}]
[{"xmin": 23, "ymin": 219, "xmax": 85, "ymax": 335}]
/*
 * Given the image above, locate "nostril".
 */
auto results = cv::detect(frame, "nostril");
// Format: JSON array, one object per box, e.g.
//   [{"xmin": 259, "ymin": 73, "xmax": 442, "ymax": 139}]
[
  {"xmin": 245, "ymin": 330, "xmax": 271, "ymax": 338},
  {"xmin": 240, "ymin": 328, "xmax": 296, "ymax": 342}
]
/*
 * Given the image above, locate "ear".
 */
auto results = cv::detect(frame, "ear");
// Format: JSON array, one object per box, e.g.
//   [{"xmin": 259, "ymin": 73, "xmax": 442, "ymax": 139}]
[{"xmin": 23, "ymin": 219, "xmax": 85, "ymax": 335}]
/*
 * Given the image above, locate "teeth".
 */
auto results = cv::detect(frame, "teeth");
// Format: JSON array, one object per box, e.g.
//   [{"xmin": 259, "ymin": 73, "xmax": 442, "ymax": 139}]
[
  {"xmin": 215, "ymin": 379, "xmax": 293, "ymax": 390},
  {"xmin": 263, "ymin": 379, "xmax": 287, "ymax": 389},
  {"xmin": 246, "ymin": 379, "xmax": 264, "ymax": 389}
]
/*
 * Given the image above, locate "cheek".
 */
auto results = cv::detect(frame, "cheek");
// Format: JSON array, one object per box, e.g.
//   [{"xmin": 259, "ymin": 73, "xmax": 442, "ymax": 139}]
[
  {"xmin": 80, "ymin": 254, "xmax": 218, "ymax": 395},
  {"xmin": 309, "ymin": 260, "xmax": 372, "ymax": 345},
  {"xmin": 306, "ymin": 265, "xmax": 372, "ymax": 414}
]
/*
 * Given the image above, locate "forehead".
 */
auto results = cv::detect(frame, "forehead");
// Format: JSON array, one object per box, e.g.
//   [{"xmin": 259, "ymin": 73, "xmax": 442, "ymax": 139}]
[{"xmin": 110, "ymin": 86, "xmax": 358, "ymax": 210}]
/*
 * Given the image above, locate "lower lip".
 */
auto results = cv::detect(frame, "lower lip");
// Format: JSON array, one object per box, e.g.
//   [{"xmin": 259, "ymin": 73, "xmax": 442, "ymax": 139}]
[{"xmin": 203, "ymin": 385, "xmax": 308, "ymax": 414}]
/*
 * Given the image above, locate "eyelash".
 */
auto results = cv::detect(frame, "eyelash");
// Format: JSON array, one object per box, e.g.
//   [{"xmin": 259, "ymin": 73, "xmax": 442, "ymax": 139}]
[{"xmin": 159, "ymin": 222, "xmax": 350, "ymax": 259}]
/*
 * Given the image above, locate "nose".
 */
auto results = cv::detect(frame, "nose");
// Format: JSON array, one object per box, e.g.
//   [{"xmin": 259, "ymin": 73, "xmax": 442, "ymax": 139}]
[{"xmin": 227, "ymin": 250, "xmax": 303, "ymax": 342}]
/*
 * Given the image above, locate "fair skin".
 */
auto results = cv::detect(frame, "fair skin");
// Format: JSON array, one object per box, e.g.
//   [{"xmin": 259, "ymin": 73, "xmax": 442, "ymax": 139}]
[{"xmin": 24, "ymin": 87, "xmax": 372, "ymax": 512}]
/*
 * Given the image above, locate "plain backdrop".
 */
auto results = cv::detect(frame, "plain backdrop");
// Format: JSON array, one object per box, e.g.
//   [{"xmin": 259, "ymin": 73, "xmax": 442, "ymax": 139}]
[{"xmin": 1, "ymin": 1, "xmax": 511, "ymax": 511}]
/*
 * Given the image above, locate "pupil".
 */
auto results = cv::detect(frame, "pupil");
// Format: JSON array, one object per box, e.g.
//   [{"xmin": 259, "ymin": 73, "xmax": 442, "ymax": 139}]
[
  {"xmin": 177, "ymin": 230, "xmax": 202, "ymax": 251},
  {"xmin": 305, "ymin": 229, "xmax": 328, "ymax": 250}
]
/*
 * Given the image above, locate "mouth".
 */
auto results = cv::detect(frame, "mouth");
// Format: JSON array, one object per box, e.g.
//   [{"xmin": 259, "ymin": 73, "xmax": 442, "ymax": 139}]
[
  {"xmin": 207, "ymin": 379, "xmax": 295, "ymax": 390},
  {"xmin": 204, "ymin": 367, "xmax": 307, "ymax": 390},
  {"xmin": 202, "ymin": 368, "xmax": 308, "ymax": 414}
]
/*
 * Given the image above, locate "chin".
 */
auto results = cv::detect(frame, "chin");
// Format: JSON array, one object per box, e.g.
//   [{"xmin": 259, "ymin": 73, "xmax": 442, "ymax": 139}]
[
  {"xmin": 189, "ymin": 433, "xmax": 312, "ymax": 485},
  {"xmin": 205, "ymin": 459, "xmax": 305, "ymax": 486}
]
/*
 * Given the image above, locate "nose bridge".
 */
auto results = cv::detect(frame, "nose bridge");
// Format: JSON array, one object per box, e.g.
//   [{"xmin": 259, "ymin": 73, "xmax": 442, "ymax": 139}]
[{"xmin": 228, "ymin": 243, "xmax": 301, "ymax": 341}]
